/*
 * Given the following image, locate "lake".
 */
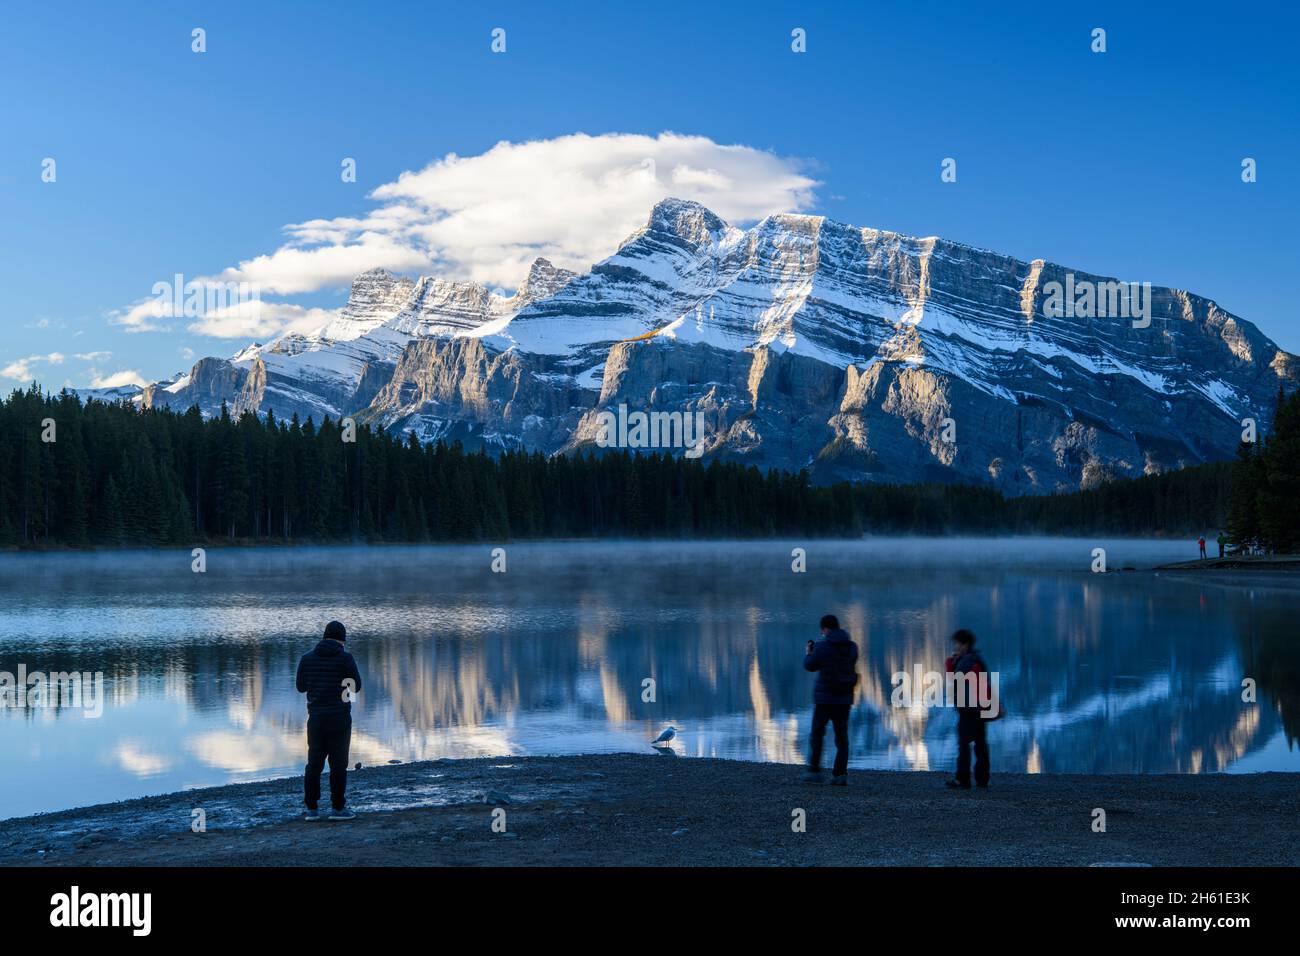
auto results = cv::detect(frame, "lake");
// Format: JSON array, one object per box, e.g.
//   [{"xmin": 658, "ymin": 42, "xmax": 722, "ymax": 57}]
[{"xmin": 1, "ymin": 538, "xmax": 1297, "ymax": 819}]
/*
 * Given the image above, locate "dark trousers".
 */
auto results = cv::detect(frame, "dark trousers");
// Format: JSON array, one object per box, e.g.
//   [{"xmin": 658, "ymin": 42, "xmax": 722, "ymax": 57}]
[
  {"xmin": 809, "ymin": 703, "xmax": 851, "ymax": 776},
  {"xmin": 304, "ymin": 711, "xmax": 352, "ymax": 810},
  {"xmin": 955, "ymin": 711, "xmax": 990, "ymax": 786}
]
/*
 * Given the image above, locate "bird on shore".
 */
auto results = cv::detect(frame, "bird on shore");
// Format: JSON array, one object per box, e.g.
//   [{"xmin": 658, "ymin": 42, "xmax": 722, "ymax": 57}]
[{"xmin": 651, "ymin": 726, "xmax": 678, "ymax": 746}]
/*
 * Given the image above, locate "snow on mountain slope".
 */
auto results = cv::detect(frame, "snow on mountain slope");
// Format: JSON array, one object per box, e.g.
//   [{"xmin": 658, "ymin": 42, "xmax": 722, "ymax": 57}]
[
  {"xmin": 149, "ymin": 261, "xmax": 560, "ymax": 421},
  {"xmin": 131, "ymin": 198, "xmax": 1297, "ymax": 492},
  {"xmin": 318, "ymin": 268, "xmax": 415, "ymax": 342},
  {"xmin": 484, "ymin": 199, "xmax": 747, "ymax": 356}
]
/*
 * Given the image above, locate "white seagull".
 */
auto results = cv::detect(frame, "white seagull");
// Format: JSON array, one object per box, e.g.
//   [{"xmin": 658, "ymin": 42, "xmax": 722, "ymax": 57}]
[{"xmin": 651, "ymin": 726, "xmax": 678, "ymax": 745}]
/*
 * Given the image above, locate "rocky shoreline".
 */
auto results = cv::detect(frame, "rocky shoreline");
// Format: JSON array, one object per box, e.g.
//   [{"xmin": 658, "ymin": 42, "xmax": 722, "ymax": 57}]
[{"xmin": 2, "ymin": 755, "xmax": 1297, "ymax": 867}]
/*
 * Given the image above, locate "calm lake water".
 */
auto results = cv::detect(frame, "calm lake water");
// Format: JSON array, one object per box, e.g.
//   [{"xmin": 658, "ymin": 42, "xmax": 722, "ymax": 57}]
[{"xmin": 1, "ymin": 538, "xmax": 1297, "ymax": 819}]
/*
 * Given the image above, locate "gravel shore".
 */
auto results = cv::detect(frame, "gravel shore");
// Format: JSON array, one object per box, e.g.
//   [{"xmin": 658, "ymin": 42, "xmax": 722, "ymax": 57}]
[{"xmin": 3, "ymin": 755, "xmax": 1296, "ymax": 867}]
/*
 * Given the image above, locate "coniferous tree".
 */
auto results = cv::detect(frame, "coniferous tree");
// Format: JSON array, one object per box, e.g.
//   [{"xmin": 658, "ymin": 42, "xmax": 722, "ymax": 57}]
[
  {"xmin": 1226, "ymin": 439, "xmax": 1262, "ymax": 550},
  {"xmin": 1258, "ymin": 390, "xmax": 1300, "ymax": 553},
  {"xmin": 0, "ymin": 385, "xmax": 1296, "ymax": 549},
  {"xmin": 96, "ymin": 474, "xmax": 127, "ymax": 546}
]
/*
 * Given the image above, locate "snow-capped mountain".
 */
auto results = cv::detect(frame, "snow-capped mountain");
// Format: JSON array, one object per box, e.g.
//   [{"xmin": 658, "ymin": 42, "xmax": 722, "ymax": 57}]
[{"xmin": 119, "ymin": 199, "xmax": 1296, "ymax": 492}]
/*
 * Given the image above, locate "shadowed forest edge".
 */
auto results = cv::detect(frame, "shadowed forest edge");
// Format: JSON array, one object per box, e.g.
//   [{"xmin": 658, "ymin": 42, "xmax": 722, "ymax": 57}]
[{"xmin": 0, "ymin": 386, "xmax": 1296, "ymax": 550}]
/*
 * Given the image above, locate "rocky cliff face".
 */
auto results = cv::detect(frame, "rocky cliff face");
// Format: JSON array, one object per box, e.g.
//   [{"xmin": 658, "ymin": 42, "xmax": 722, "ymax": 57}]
[{"xmin": 134, "ymin": 199, "xmax": 1298, "ymax": 492}]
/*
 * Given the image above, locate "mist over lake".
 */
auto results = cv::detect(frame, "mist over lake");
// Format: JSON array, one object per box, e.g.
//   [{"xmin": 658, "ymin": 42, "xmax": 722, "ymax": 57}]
[{"xmin": 1, "ymin": 537, "xmax": 1296, "ymax": 820}]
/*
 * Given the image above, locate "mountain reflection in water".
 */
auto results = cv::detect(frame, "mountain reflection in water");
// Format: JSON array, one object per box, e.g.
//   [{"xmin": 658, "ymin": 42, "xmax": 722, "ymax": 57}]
[{"xmin": 1, "ymin": 538, "xmax": 1296, "ymax": 819}]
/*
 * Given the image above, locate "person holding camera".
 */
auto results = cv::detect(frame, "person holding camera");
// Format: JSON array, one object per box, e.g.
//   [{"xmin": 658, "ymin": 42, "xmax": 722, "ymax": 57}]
[{"xmin": 802, "ymin": 614, "xmax": 860, "ymax": 786}]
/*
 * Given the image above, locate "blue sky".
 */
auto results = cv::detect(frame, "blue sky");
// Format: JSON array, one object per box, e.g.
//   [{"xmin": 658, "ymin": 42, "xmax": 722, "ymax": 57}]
[{"xmin": 2, "ymin": 0, "xmax": 1296, "ymax": 389}]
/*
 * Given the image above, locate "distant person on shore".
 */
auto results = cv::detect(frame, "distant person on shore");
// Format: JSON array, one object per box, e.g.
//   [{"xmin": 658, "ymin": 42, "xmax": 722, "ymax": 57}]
[
  {"xmin": 1217, "ymin": 532, "xmax": 1227, "ymax": 558},
  {"xmin": 296, "ymin": 620, "xmax": 363, "ymax": 821},
  {"xmin": 945, "ymin": 629, "xmax": 990, "ymax": 790},
  {"xmin": 1198, "ymin": 535, "xmax": 1207, "ymax": 559},
  {"xmin": 802, "ymin": 614, "xmax": 859, "ymax": 786}
]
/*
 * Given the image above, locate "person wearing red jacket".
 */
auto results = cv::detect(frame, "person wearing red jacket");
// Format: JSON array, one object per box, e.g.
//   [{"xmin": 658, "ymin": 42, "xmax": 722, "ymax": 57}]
[{"xmin": 944, "ymin": 629, "xmax": 990, "ymax": 790}]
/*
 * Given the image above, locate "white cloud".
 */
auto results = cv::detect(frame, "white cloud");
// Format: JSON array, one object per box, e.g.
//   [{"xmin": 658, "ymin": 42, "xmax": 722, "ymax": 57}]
[
  {"xmin": 211, "ymin": 232, "xmax": 432, "ymax": 297},
  {"xmin": 364, "ymin": 132, "xmax": 819, "ymax": 287},
  {"xmin": 186, "ymin": 301, "xmax": 338, "ymax": 340},
  {"xmin": 2, "ymin": 352, "xmax": 65, "ymax": 380},
  {"xmin": 110, "ymin": 296, "xmax": 173, "ymax": 333},
  {"xmin": 111, "ymin": 285, "xmax": 338, "ymax": 339},
  {"xmin": 89, "ymin": 369, "xmax": 147, "ymax": 389},
  {"xmin": 114, "ymin": 742, "xmax": 170, "ymax": 776},
  {"xmin": 109, "ymin": 132, "xmax": 818, "ymax": 342},
  {"xmin": 74, "ymin": 350, "xmax": 112, "ymax": 362}
]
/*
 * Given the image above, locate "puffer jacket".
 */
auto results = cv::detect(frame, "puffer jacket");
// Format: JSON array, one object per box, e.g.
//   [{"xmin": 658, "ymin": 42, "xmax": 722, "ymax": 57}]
[
  {"xmin": 804, "ymin": 629, "xmax": 860, "ymax": 705},
  {"xmin": 296, "ymin": 639, "xmax": 362, "ymax": 715}
]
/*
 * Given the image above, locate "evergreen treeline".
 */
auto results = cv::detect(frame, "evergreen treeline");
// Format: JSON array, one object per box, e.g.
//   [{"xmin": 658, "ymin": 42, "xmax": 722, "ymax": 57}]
[
  {"xmin": 0, "ymin": 384, "xmax": 1291, "ymax": 549},
  {"xmin": 1225, "ymin": 387, "xmax": 1300, "ymax": 553}
]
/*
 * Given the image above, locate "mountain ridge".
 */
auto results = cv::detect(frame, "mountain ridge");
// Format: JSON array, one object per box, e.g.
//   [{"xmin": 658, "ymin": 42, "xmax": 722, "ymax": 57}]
[{"xmin": 85, "ymin": 198, "xmax": 1297, "ymax": 493}]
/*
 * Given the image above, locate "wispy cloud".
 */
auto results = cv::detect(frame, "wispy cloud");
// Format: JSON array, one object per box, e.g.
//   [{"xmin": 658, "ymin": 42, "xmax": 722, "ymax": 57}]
[
  {"xmin": 88, "ymin": 369, "xmax": 147, "ymax": 389},
  {"xmin": 186, "ymin": 301, "xmax": 337, "ymax": 340},
  {"xmin": 2, "ymin": 352, "xmax": 65, "ymax": 380},
  {"xmin": 109, "ymin": 297, "xmax": 172, "ymax": 334}
]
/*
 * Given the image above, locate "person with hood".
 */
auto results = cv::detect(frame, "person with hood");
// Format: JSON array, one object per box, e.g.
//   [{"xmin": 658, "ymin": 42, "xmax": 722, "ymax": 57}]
[
  {"xmin": 945, "ymin": 628, "xmax": 990, "ymax": 790},
  {"xmin": 296, "ymin": 620, "xmax": 363, "ymax": 820},
  {"xmin": 802, "ymin": 614, "xmax": 860, "ymax": 786}
]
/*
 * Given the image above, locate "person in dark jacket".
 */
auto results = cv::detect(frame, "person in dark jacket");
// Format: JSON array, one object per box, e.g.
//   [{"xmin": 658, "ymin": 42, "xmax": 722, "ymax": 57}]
[
  {"xmin": 944, "ymin": 628, "xmax": 990, "ymax": 790},
  {"xmin": 802, "ymin": 614, "xmax": 859, "ymax": 786},
  {"xmin": 296, "ymin": 620, "xmax": 363, "ymax": 820}
]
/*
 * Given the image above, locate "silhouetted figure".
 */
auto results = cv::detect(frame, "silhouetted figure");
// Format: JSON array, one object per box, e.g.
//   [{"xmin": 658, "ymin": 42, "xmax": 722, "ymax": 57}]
[
  {"xmin": 297, "ymin": 620, "xmax": 363, "ymax": 820},
  {"xmin": 1199, "ymin": 536, "xmax": 1207, "ymax": 559},
  {"xmin": 945, "ymin": 629, "xmax": 990, "ymax": 790},
  {"xmin": 1217, "ymin": 532, "xmax": 1227, "ymax": 558},
  {"xmin": 802, "ymin": 614, "xmax": 859, "ymax": 786}
]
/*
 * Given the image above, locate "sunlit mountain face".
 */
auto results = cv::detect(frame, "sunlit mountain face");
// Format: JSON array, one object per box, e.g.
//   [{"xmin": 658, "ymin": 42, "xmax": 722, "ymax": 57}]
[
  {"xmin": 1, "ymin": 538, "xmax": 1296, "ymax": 819},
  {"xmin": 93, "ymin": 199, "xmax": 1299, "ymax": 494}
]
